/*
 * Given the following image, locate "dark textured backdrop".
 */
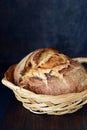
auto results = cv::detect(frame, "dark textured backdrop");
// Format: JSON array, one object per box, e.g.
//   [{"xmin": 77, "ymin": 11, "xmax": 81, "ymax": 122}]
[
  {"xmin": 0, "ymin": 0, "xmax": 87, "ymax": 126},
  {"xmin": 1, "ymin": 0, "xmax": 87, "ymax": 64}
]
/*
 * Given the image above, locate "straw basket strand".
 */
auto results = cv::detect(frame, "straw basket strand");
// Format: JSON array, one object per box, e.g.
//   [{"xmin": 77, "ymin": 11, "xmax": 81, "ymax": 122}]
[{"xmin": 1, "ymin": 57, "xmax": 87, "ymax": 115}]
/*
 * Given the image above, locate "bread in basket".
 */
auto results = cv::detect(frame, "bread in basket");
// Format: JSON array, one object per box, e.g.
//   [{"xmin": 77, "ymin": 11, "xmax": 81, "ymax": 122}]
[{"xmin": 2, "ymin": 48, "xmax": 87, "ymax": 115}]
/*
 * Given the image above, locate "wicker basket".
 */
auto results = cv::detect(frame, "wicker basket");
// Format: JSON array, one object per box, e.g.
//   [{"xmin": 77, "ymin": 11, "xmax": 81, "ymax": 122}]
[{"xmin": 1, "ymin": 57, "xmax": 87, "ymax": 115}]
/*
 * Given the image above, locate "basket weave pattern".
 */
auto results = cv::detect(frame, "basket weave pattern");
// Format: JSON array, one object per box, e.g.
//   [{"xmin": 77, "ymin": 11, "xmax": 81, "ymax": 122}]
[{"xmin": 2, "ymin": 57, "xmax": 87, "ymax": 115}]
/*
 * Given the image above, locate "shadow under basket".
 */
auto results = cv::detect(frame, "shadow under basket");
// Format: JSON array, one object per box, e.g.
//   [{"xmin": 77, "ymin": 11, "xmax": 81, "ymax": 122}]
[{"xmin": 1, "ymin": 57, "xmax": 87, "ymax": 115}]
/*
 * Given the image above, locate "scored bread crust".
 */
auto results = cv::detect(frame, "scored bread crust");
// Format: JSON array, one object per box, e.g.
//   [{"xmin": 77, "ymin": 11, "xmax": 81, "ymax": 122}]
[{"xmin": 14, "ymin": 48, "xmax": 87, "ymax": 95}]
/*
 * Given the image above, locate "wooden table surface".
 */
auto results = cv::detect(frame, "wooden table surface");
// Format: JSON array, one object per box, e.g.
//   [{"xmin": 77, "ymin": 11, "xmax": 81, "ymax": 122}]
[{"xmin": 0, "ymin": 64, "xmax": 87, "ymax": 130}]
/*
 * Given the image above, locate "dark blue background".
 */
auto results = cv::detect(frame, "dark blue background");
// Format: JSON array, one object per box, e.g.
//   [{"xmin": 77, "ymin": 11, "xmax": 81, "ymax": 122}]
[
  {"xmin": 0, "ymin": 0, "xmax": 87, "ymax": 127},
  {"xmin": 1, "ymin": 0, "xmax": 87, "ymax": 64}
]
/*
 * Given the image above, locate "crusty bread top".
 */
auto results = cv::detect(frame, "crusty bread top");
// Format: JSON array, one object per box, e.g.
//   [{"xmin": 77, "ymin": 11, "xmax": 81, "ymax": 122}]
[
  {"xmin": 14, "ymin": 48, "xmax": 87, "ymax": 95},
  {"xmin": 14, "ymin": 48, "xmax": 70, "ymax": 83}
]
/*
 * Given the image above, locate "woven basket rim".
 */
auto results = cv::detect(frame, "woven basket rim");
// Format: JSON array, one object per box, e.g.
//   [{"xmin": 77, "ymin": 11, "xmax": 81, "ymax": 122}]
[
  {"xmin": 2, "ymin": 77, "xmax": 87, "ymax": 99},
  {"xmin": 2, "ymin": 76, "xmax": 87, "ymax": 115}
]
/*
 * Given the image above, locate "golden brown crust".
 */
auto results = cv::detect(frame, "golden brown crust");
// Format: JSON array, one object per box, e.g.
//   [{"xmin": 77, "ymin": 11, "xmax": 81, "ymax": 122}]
[
  {"xmin": 13, "ymin": 48, "xmax": 87, "ymax": 95},
  {"xmin": 5, "ymin": 64, "xmax": 16, "ymax": 83}
]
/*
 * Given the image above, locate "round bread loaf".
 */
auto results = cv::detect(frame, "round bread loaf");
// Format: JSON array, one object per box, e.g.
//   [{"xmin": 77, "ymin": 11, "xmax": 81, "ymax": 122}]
[{"xmin": 14, "ymin": 48, "xmax": 87, "ymax": 95}]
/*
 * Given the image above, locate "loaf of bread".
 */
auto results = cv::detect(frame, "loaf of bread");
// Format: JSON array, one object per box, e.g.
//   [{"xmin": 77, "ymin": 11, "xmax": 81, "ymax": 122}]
[{"xmin": 14, "ymin": 48, "xmax": 87, "ymax": 95}]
